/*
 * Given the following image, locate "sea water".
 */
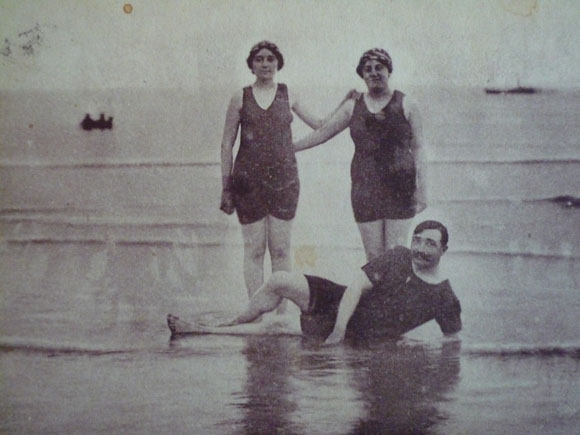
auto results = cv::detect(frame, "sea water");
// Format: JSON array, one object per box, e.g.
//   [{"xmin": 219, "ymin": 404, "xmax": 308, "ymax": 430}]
[{"xmin": 1, "ymin": 87, "xmax": 579, "ymax": 434}]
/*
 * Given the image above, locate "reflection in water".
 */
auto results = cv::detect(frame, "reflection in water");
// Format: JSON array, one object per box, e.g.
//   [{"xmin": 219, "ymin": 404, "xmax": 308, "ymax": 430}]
[
  {"xmin": 234, "ymin": 336, "xmax": 300, "ymax": 434},
  {"xmin": 233, "ymin": 337, "xmax": 461, "ymax": 434},
  {"xmin": 348, "ymin": 339, "xmax": 461, "ymax": 434}
]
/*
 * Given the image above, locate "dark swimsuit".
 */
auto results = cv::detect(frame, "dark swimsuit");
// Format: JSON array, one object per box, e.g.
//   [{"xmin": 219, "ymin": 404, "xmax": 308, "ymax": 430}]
[
  {"xmin": 300, "ymin": 247, "xmax": 462, "ymax": 341},
  {"xmin": 349, "ymin": 90, "xmax": 417, "ymax": 222},
  {"xmin": 232, "ymin": 83, "xmax": 299, "ymax": 225}
]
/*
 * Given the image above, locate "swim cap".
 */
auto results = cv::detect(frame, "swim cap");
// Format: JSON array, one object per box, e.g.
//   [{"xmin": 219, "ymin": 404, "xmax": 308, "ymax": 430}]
[
  {"xmin": 356, "ymin": 48, "xmax": 393, "ymax": 77},
  {"xmin": 246, "ymin": 40, "xmax": 284, "ymax": 71}
]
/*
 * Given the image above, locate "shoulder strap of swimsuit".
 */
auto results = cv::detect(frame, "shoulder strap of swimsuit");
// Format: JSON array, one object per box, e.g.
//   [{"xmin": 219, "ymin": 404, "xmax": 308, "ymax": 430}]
[
  {"xmin": 352, "ymin": 91, "xmax": 365, "ymax": 113},
  {"xmin": 276, "ymin": 83, "xmax": 289, "ymax": 101},
  {"xmin": 241, "ymin": 86, "xmax": 253, "ymax": 107}
]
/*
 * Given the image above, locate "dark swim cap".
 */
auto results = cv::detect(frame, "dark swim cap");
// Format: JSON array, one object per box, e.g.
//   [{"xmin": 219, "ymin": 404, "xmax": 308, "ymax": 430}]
[
  {"xmin": 356, "ymin": 48, "xmax": 393, "ymax": 77},
  {"xmin": 246, "ymin": 40, "xmax": 284, "ymax": 71}
]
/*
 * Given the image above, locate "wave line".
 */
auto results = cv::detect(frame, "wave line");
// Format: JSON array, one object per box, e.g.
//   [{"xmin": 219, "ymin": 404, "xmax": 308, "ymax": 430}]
[{"xmin": 464, "ymin": 344, "xmax": 580, "ymax": 359}]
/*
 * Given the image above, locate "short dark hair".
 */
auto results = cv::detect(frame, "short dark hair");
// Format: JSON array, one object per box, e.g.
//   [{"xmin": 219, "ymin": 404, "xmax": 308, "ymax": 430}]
[
  {"xmin": 413, "ymin": 220, "xmax": 449, "ymax": 248},
  {"xmin": 246, "ymin": 40, "xmax": 284, "ymax": 71}
]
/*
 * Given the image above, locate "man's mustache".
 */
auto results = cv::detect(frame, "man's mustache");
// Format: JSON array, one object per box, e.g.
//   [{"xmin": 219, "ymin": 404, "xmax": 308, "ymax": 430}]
[{"xmin": 413, "ymin": 252, "xmax": 430, "ymax": 261}]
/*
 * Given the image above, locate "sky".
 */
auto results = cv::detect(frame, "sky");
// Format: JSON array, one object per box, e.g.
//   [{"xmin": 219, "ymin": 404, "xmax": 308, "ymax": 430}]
[{"xmin": 1, "ymin": 0, "xmax": 579, "ymax": 92}]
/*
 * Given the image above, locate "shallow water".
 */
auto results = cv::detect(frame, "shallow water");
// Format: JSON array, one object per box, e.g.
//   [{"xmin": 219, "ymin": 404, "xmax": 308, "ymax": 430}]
[
  {"xmin": 1, "ymin": 319, "xmax": 579, "ymax": 434},
  {"xmin": 1, "ymin": 240, "xmax": 579, "ymax": 434},
  {"xmin": 1, "ymin": 87, "xmax": 580, "ymax": 433}
]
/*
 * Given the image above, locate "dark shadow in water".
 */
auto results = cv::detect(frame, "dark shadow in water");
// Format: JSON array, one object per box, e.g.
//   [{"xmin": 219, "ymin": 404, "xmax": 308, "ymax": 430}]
[
  {"xmin": 347, "ymin": 339, "xmax": 461, "ymax": 434},
  {"xmin": 233, "ymin": 336, "xmax": 460, "ymax": 434},
  {"xmin": 233, "ymin": 336, "xmax": 300, "ymax": 435}
]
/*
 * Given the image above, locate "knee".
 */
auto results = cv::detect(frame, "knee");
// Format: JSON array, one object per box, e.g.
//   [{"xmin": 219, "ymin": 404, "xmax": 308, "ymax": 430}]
[
  {"xmin": 245, "ymin": 241, "xmax": 266, "ymax": 261},
  {"xmin": 268, "ymin": 270, "xmax": 295, "ymax": 293},
  {"xmin": 269, "ymin": 243, "xmax": 291, "ymax": 263}
]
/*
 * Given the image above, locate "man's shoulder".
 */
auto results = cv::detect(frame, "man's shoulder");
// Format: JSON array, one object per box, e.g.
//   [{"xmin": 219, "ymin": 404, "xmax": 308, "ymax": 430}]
[
  {"xmin": 362, "ymin": 246, "xmax": 412, "ymax": 287},
  {"xmin": 390, "ymin": 246, "xmax": 412, "ymax": 265},
  {"xmin": 392, "ymin": 245, "xmax": 411, "ymax": 255},
  {"xmin": 363, "ymin": 246, "xmax": 411, "ymax": 272},
  {"xmin": 435, "ymin": 279, "xmax": 461, "ymax": 308}
]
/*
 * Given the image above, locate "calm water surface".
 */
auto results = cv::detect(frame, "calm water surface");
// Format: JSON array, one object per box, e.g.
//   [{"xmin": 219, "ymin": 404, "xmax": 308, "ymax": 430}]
[
  {"xmin": 1, "ymin": 242, "xmax": 578, "ymax": 435},
  {"xmin": 1, "ymin": 87, "xmax": 579, "ymax": 434}
]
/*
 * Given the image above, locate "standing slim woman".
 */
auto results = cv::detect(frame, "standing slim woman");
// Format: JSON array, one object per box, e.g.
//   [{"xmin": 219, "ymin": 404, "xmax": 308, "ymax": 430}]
[
  {"xmin": 220, "ymin": 41, "xmax": 351, "ymax": 298},
  {"xmin": 294, "ymin": 48, "xmax": 427, "ymax": 261}
]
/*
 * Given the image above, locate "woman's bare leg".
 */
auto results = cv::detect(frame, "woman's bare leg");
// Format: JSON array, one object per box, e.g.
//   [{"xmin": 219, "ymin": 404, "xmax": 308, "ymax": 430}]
[
  {"xmin": 384, "ymin": 218, "xmax": 413, "ymax": 249},
  {"xmin": 241, "ymin": 218, "xmax": 268, "ymax": 297},
  {"xmin": 267, "ymin": 216, "xmax": 293, "ymax": 313},
  {"xmin": 357, "ymin": 220, "xmax": 386, "ymax": 261},
  {"xmin": 268, "ymin": 215, "xmax": 293, "ymax": 272}
]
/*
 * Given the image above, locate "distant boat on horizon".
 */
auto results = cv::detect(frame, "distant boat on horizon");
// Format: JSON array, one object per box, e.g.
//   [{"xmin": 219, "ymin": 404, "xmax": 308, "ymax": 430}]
[
  {"xmin": 81, "ymin": 113, "xmax": 113, "ymax": 131},
  {"xmin": 484, "ymin": 85, "xmax": 538, "ymax": 95},
  {"xmin": 484, "ymin": 78, "xmax": 538, "ymax": 95}
]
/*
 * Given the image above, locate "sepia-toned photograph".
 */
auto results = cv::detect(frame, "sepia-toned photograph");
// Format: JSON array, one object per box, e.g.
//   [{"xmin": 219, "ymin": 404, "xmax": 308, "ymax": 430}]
[{"xmin": 1, "ymin": 0, "xmax": 579, "ymax": 433}]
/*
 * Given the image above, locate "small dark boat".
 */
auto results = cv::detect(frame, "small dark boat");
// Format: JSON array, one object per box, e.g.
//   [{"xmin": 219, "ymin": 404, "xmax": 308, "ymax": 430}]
[
  {"xmin": 484, "ymin": 86, "xmax": 537, "ymax": 95},
  {"xmin": 81, "ymin": 113, "xmax": 114, "ymax": 131}
]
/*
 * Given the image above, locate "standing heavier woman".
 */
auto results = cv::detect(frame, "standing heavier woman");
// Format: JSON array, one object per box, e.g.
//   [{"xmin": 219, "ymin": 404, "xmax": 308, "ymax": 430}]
[
  {"xmin": 294, "ymin": 48, "xmax": 427, "ymax": 261},
  {"xmin": 220, "ymin": 41, "xmax": 351, "ymax": 298}
]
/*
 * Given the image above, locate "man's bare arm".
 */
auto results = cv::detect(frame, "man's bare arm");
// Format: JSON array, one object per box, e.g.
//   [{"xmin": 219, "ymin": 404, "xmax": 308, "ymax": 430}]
[{"xmin": 324, "ymin": 269, "xmax": 373, "ymax": 345}]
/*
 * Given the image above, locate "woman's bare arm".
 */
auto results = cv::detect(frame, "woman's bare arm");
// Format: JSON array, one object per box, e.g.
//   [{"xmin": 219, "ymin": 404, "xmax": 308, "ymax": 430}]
[
  {"xmin": 293, "ymin": 99, "xmax": 354, "ymax": 152},
  {"xmin": 406, "ymin": 97, "xmax": 427, "ymax": 212},
  {"xmin": 291, "ymin": 89, "xmax": 358, "ymax": 129},
  {"xmin": 220, "ymin": 91, "xmax": 242, "ymax": 185},
  {"xmin": 219, "ymin": 91, "xmax": 242, "ymax": 214}
]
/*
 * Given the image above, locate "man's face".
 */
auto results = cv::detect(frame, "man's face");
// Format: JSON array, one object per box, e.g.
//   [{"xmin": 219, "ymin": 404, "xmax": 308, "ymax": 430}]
[{"xmin": 411, "ymin": 229, "xmax": 447, "ymax": 270}]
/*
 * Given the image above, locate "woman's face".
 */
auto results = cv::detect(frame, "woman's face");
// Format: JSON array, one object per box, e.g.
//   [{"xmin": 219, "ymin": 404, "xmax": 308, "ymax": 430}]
[
  {"xmin": 362, "ymin": 59, "xmax": 390, "ymax": 92},
  {"xmin": 252, "ymin": 48, "xmax": 278, "ymax": 79}
]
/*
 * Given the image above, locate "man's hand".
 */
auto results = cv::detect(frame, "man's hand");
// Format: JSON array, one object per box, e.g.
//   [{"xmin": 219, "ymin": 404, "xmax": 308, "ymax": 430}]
[{"xmin": 323, "ymin": 328, "xmax": 346, "ymax": 346}]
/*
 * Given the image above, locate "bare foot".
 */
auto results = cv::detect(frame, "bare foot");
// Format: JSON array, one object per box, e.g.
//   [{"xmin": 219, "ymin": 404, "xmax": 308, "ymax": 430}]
[{"xmin": 167, "ymin": 314, "xmax": 198, "ymax": 335}]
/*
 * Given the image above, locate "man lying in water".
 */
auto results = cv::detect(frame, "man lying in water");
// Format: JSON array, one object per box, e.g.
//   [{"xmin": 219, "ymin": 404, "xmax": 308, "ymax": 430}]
[{"xmin": 168, "ymin": 220, "xmax": 461, "ymax": 345}]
